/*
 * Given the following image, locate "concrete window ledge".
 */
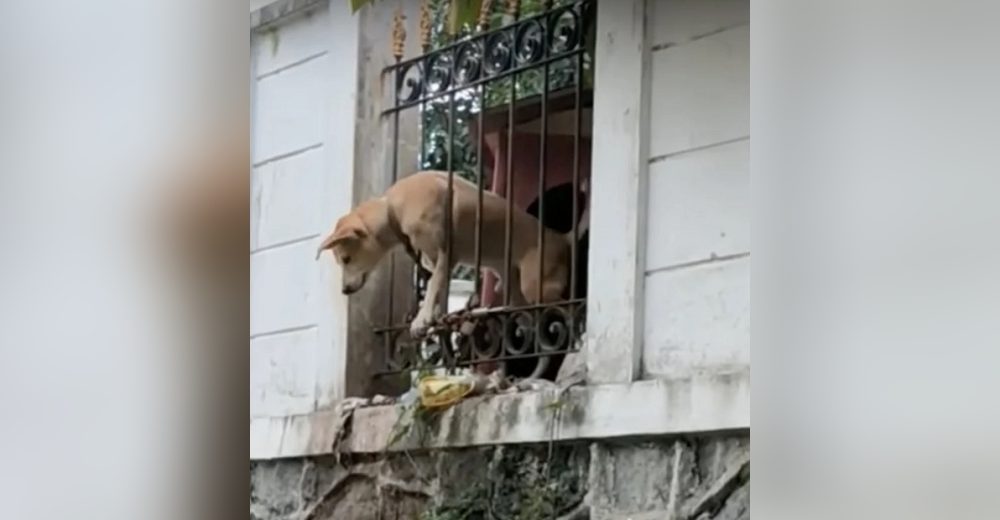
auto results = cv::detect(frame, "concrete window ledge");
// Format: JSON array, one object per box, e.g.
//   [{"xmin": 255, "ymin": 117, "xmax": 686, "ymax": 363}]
[
  {"xmin": 250, "ymin": 369, "xmax": 749, "ymax": 460},
  {"xmin": 251, "ymin": 0, "xmax": 326, "ymax": 30}
]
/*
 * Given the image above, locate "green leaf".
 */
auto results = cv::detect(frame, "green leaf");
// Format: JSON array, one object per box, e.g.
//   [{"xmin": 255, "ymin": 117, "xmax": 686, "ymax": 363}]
[
  {"xmin": 349, "ymin": 0, "xmax": 374, "ymax": 13},
  {"xmin": 446, "ymin": 0, "xmax": 482, "ymax": 35}
]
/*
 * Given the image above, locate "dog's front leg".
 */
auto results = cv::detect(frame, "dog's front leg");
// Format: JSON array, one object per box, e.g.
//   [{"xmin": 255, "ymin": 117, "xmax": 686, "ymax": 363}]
[{"xmin": 411, "ymin": 252, "xmax": 448, "ymax": 338}]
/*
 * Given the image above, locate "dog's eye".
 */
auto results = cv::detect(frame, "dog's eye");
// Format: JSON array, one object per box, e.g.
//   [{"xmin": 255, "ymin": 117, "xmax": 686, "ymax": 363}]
[{"xmin": 342, "ymin": 256, "xmax": 351, "ymax": 265}]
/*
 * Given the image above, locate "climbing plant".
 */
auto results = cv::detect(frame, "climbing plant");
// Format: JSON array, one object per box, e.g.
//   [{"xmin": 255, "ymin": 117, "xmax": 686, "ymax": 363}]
[{"xmin": 351, "ymin": 0, "xmax": 485, "ymax": 36}]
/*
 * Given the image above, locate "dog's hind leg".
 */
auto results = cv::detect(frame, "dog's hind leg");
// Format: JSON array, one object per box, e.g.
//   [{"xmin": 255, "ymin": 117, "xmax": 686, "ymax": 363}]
[
  {"xmin": 506, "ymin": 268, "xmax": 528, "ymax": 307},
  {"xmin": 410, "ymin": 251, "xmax": 448, "ymax": 338},
  {"xmin": 491, "ymin": 269, "xmax": 527, "ymax": 307}
]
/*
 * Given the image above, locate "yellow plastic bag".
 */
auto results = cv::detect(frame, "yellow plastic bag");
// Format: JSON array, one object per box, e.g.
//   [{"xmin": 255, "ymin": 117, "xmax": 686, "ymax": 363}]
[{"xmin": 418, "ymin": 375, "xmax": 474, "ymax": 409}]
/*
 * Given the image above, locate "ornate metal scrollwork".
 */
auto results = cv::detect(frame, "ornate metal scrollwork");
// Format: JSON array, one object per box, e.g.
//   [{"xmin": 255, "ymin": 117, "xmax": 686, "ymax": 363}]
[
  {"xmin": 503, "ymin": 311, "xmax": 536, "ymax": 355},
  {"xmin": 396, "ymin": 62, "xmax": 423, "ymax": 104},
  {"xmin": 424, "ymin": 50, "xmax": 454, "ymax": 94},
  {"xmin": 388, "ymin": 0, "xmax": 591, "ymax": 108},
  {"xmin": 548, "ymin": 6, "xmax": 581, "ymax": 54},
  {"xmin": 514, "ymin": 19, "xmax": 545, "ymax": 65},
  {"xmin": 472, "ymin": 315, "xmax": 505, "ymax": 360},
  {"xmin": 454, "ymin": 41, "xmax": 483, "ymax": 86},
  {"xmin": 484, "ymin": 29, "xmax": 514, "ymax": 77},
  {"xmin": 380, "ymin": 300, "xmax": 586, "ymax": 375},
  {"xmin": 537, "ymin": 305, "xmax": 572, "ymax": 352}
]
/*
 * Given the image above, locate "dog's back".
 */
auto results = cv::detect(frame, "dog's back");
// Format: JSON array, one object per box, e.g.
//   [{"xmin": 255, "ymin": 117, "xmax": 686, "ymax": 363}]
[{"xmin": 386, "ymin": 171, "xmax": 571, "ymax": 303}]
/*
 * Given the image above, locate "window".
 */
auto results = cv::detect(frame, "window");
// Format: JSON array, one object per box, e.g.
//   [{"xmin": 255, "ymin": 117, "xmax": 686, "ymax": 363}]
[{"xmin": 375, "ymin": 0, "xmax": 595, "ymax": 381}]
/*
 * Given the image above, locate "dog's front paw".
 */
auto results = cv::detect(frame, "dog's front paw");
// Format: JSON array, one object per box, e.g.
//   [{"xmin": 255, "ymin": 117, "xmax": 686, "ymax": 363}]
[{"xmin": 410, "ymin": 315, "xmax": 432, "ymax": 339}]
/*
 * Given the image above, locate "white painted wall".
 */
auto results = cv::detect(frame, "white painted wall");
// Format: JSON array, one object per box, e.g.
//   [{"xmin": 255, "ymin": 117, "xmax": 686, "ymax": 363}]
[
  {"xmin": 642, "ymin": 0, "xmax": 750, "ymax": 378},
  {"xmin": 250, "ymin": 2, "xmax": 358, "ymax": 418},
  {"xmin": 250, "ymin": 0, "xmax": 276, "ymax": 12}
]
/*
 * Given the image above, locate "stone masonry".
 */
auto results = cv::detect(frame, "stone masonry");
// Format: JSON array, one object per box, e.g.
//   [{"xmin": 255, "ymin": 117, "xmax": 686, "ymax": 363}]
[{"xmin": 250, "ymin": 435, "xmax": 748, "ymax": 520}]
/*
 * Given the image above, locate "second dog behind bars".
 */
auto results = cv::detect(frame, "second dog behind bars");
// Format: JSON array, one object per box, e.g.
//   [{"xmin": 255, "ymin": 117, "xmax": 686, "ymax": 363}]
[{"xmin": 316, "ymin": 170, "xmax": 574, "ymax": 338}]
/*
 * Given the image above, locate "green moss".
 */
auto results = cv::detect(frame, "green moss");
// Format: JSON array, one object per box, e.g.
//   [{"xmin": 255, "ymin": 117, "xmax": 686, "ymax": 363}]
[{"xmin": 421, "ymin": 444, "xmax": 588, "ymax": 520}]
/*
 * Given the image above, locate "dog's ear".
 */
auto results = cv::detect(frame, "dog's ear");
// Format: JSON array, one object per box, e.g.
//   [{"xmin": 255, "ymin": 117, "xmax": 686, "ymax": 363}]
[{"xmin": 315, "ymin": 226, "xmax": 365, "ymax": 260}]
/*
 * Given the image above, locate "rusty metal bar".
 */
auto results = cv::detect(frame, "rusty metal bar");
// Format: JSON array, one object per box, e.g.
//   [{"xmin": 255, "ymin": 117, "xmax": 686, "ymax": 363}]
[
  {"xmin": 503, "ymin": 74, "xmax": 517, "ymax": 306},
  {"xmin": 413, "ymin": 99, "xmax": 429, "ymax": 312},
  {"xmin": 386, "ymin": 64, "xmax": 402, "ymax": 328},
  {"xmin": 443, "ymin": 93, "xmax": 456, "ymax": 315},
  {"xmin": 412, "ymin": 4, "xmax": 432, "ymax": 317},
  {"xmin": 536, "ymin": 55, "xmax": 550, "ymax": 304},
  {"xmin": 373, "ymin": 348, "xmax": 577, "ymax": 376},
  {"xmin": 503, "ymin": 2, "xmax": 525, "ymax": 309},
  {"xmin": 474, "ymin": 84, "xmax": 485, "ymax": 300},
  {"xmin": 570, "ymin": 46, "xmax": 583, "ymax": 300}
]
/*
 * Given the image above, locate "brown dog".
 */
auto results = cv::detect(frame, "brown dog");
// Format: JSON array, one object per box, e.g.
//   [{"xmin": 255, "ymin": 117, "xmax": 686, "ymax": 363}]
[{"xmin": 316, "ymin": 171, "xmax": 572, "ymax": 338}]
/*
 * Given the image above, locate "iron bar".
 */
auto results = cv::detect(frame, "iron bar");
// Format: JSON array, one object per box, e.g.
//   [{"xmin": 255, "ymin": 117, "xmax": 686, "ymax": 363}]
[
  {"xmin": 503, "ymin": 0, "xmax": 522, "ymax": 309},
  {"xmin": 474, "ymin": 83, "xmax": 485, "ymax": 300},
  {"xmin": 386, "ymin": 63, "xmax": 402, "ymax": 328},
  {"xmin": 503, "ymin": 70, "xmax": 516, "ymax": 306},
  {"xmin": 414, "ymin": 99, "xmax": 429, "ymax": 312},
  {"xmin": 570, "ymin": 46, "xmax": 583, "ymax": 300},
  {"xmin": 443, "ymin": 93, "xmax": 456, "ymax": 315},
  {"xmin": 372, "ymin": 349, "xmax": 577, "ymax": 377},
  {"xmin": 534, "ymin": 40, "xmax": 552, "ymax": 364},
  {"xmin": 536, "ymin": 53, "xmax": 550, "ymax": 303}
]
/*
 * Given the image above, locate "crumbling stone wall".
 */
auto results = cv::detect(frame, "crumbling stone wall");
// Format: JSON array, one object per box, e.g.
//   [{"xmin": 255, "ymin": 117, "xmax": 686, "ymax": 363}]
[
  {"xmin": 589, "ymin": 437, "xmax": 749, "ymax": 520},
  {"xmin": 250, "ymin": 436, "xmax": 748, "ymax": 520}
]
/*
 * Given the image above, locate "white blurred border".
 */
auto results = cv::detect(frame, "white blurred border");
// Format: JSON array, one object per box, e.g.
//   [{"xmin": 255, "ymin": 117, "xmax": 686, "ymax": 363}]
[{"xmin": 755, "ymin": 1, "xmax": 1000, "ymax": 519}]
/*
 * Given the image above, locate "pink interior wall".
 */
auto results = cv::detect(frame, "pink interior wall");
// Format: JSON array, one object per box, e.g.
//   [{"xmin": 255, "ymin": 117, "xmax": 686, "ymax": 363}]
[{"xmin": 478, "ymin": 130, "xmax": 592, "ymax": 308}]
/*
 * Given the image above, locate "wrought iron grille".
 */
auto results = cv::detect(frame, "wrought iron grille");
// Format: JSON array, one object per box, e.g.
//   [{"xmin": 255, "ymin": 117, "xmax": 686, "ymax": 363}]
[{"xmin": 374, "ymin": 0, "xmax": 593, "ymax": 379}]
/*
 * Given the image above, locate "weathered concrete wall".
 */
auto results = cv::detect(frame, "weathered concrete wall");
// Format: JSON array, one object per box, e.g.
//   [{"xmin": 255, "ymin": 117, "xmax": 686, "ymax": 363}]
[
  {"xmin": 250, "ymin": 435, "xmax": 748, "ymax": 520},
  {"xmin": 589, "ymin": 437, "xmax": 749, "ymax": 520},
  {"xmin": 250, "ymin": 443, "xmax": 589, "ymax": 519},
  {"xmin": 250, "ymin": 0, "xmax": 358, "ymax": 418}
]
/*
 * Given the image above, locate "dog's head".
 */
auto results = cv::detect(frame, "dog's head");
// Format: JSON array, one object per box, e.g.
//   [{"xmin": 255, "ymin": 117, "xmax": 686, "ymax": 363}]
[{"xmin": 315, "ymin": 207, "xmax": 386, "ymax": 295}]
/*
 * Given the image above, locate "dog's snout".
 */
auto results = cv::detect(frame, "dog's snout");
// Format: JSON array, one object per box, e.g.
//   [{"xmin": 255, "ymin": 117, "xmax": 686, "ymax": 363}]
[{"xmin": 341, "ymin": 273, "xmax": 368, "ymax": 295}]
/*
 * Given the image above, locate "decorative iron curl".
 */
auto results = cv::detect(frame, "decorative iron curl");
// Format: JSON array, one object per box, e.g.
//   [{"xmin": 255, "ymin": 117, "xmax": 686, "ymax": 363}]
[
  {"xmin": 548, "ymin": 5, "xmax": 582, "ymax": 55},
  {"xmin": 514, "ymin": 19, "xmax": 545, "ymax": 65},
  {"xmin": 454, "ymin": 41, "xmax": 483, "ymax": 86},
  {"xmin": 537, "ymin": 305, "xmax": 572, "ymax": 352},
  {"xmin": 424, "ymin": 50, "xmax": 454, "ymax": 94},
  {"xmin": 483, "ymin": 29, "xmax": 514, "ymax": 77},
  {"xmin": 503, "ymin": 311, "xmax": 536, "ymax": 356},
  {"xmin": 473, "ymin": 315, "xmax": 505, "ymax": 360},
  {"xmin": 396, "ymin": 62, "xmax": 423, "ymax": 104}
]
